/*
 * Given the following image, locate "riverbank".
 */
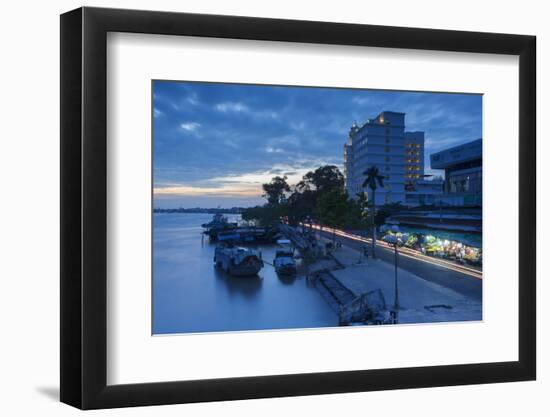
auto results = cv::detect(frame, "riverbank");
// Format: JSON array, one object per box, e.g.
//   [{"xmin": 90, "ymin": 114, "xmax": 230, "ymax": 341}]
[{"xmin": 309, "ymin": 235, "xmax": 482, "ymax": 324}]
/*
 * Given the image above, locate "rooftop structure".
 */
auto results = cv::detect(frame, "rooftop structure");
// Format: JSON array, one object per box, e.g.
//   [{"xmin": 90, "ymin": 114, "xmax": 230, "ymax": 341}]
[
  {"xmin": 430, "ymin": 138, "xmax": 482, "ymax": 206},
  {"xmin": 404, "ymin": 177, "xmax": 445, "ymax": 206}
]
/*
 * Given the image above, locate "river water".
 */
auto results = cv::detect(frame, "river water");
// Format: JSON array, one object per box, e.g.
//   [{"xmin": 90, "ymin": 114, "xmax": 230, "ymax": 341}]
[{"xmin": 153, "ymin": 213, "xmax": 338, "ymax": 334}]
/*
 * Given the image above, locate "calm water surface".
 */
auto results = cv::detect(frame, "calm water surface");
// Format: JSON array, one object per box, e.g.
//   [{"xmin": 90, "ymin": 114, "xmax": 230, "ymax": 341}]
[{"xmin": 153, "ymin": 213, "xmax": 338, "ymax": 334}]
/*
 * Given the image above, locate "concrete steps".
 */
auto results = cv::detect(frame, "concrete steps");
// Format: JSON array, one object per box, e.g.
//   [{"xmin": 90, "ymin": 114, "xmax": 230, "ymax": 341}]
[{"xmin": 314, "ymin": 271, "xmax": 355, "ymax": 312}]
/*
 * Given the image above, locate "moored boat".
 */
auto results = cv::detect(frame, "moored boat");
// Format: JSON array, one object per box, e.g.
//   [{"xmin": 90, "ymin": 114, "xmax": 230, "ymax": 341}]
[
  {"xmin": 214, "ymin": 243, "xmax": 264, "ymax": 277},
  {"xmin": 273, "ymin": 239, "xmax": 297, "ymax": 275},
  {"xmin": 217, "ymin": 230, "xmax": 241, "ymax": 242},
  {"xmin": 202, "ymin": 213, "xmax": 238, "ymax": 241}
]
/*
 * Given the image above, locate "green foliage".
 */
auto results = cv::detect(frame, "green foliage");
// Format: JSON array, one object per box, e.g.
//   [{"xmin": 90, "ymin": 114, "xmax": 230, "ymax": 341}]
[
  {"xmin": 242, "ymin": 164, "xmax": 408, "ymax": 231},
  {"xmin": 241, "ymin": 205, "xmax": 268, "ymax": 223},
  {"xmin": 355, "ymin": 192, "xmax": 370, "ymax": 221},
  {"xmin": 362, "ymin": 166, "xmax": 385, "ymax": 191},
  {"xmin": 316, "ymin": 189, "xmax": 349, "ymax": 229},
  {"xmin": 244, "ymin": 164, "xmax": 366, "ymax": 230},
  {"xmin": 286, "ymin": 165, "xmax": 346, "ymax": 226},
  {"xmin": 262, "ymin": 176, "xmax": 290, "ymax": 205},
  {"xmin": 316, "ymin": 189, "xmax": 368, "ymax": 230},
  {"xmin": 347, "ymin": 197, "xmax": 369, "ymax": 229},
  {"xmin": 286, "ymin": 189, "xmax": 316, "ymax": 226},
  {"xmin": 300, "ymin": 165, "xmax": 344, "ymax": 193},
  {"xmin": 362, "ymin": 165, "xmax": 387, "ymax": 257},
  {"xmin": 241, "ymin": 203, "xmax": 287, "ymax": 227}
]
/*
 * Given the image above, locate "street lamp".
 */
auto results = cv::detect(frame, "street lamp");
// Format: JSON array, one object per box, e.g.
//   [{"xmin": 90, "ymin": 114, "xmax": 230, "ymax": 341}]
[
  {"xmin": 305, "ymin": 215, "xmax": 312, "ymax": 233},
  {"xmin": 361, "ymin": 192, "xmax": 369, "ymax": 240},
  {"xmin": 383, "ymin": 227, "xmax": 408, "ymax": 323}
]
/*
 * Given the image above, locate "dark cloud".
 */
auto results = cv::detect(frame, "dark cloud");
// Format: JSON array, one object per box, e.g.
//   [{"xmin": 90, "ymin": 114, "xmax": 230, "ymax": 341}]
[{"xmin": 153, "ymin": 81, "xmax": 481, "ymax": 207}]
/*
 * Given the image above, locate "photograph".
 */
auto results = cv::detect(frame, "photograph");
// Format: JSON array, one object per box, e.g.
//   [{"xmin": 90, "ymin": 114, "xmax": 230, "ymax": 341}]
[
  {"xmin": 51, "ymin": 3, "xmax": 539, "ymax": 411},
  {"xmin": 152, "ymin": 81, "xmax": 483, "ymax": 335}
]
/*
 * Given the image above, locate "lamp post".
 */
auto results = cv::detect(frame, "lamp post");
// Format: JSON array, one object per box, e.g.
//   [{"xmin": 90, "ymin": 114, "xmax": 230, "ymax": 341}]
[
  {"xmin": 383, "ymin": 228, "xmax": 408, "ymax": 323},
  {"xmin": 393, "ymin": 238, "xmax": 399, "ymax": 312},
  {"xmin": 361, "ymin": 192, "xmax": 369, "ymax": 248}
]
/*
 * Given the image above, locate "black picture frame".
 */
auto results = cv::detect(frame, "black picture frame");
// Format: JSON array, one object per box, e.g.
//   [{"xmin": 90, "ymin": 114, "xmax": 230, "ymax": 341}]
[{"xmin": 60, "ymin": 6, "xmax": 536, "ymax": 410}]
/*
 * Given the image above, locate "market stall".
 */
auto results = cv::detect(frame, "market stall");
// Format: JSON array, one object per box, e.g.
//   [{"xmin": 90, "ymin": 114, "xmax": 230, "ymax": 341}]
[{"xmin": 380, "ymin": 225, "xmax": 482, "ymax": 267}]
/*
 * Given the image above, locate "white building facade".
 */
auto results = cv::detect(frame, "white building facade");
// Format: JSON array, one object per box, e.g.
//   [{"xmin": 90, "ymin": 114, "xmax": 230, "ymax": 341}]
[
  {"xmin": 344, "ymin": 111, "xmax": 407, "ymax": 204},
  {"xmin": 430, "ymin": 138, "xmax": 482, "ymax": 206},
  {"xmin": 404, "ymin": 178, "xmax": 445, "ymax": 206},
  {"xmin": 344, "ymin": 111, "xmax": 435, "ymax": 206}
]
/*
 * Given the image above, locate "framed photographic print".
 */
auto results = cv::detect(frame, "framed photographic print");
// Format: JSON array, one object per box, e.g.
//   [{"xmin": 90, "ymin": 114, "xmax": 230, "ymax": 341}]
[{"xmin": 60, "ymin": 6, "xmax": 536, "ymax": 409}]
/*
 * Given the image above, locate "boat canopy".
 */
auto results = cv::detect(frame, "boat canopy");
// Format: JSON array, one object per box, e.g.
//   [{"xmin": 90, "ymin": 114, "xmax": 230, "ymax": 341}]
[{"xmin": 218, "ymin": 232, "xmax": 241, "ymax": 241}]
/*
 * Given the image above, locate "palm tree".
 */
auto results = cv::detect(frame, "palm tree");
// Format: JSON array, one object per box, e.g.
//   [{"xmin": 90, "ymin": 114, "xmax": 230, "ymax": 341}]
[{"xmin": 362, "ymin": 166, "xmax": 385, "ymax": 258}]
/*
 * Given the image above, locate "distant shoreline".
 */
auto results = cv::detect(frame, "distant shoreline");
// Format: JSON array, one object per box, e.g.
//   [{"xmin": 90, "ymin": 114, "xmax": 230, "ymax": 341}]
[{"xmin": 153, "ymin": 207, "xmax": 245, "ymax": 214}]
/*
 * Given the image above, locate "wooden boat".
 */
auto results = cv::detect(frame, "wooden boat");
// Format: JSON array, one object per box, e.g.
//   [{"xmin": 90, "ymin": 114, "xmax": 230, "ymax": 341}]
[
  {"xmin": 214, "ymin": 243, "xmax": 264, "ymax": 277},
  {"xmin": 273, "ymin": 239, "xmax": 297, "ymax": 275},
  {"xmin": 202, "ymin": 214, "xmax": 238, "ymax": 241}
]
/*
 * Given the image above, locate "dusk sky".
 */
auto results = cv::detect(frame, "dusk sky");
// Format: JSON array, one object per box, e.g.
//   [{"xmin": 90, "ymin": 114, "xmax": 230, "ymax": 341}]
[{"xmin": 153, "ymin": 81, "xmax": 482, "ymax": 208}]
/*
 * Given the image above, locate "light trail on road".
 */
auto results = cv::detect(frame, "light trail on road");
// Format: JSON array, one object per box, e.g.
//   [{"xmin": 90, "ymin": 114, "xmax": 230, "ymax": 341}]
[{"xmin": 306, "ymin": 224, "xmax": 483, "ymax": 280}]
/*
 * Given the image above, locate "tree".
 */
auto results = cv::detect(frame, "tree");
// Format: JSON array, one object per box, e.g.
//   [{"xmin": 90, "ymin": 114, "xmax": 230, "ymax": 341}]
[
  {"xmin": 241, "ymin": 203, "xmax": 286, "ymax": 227},
  {"xmin": 241, "ymin": 205, "xmax": 267, "ymax": 224},
  {"xmin": 316, "ymin": 188, "xmax": 350, "ymax": 244},
  {"xmin": 286, "ymin": 188, "xmax": 316, "ymax": 226},
  {"xmin": 362, "ymin": 166, "xmax": 385, "ymax": 258},
  {"xmin": 285, "ymin": 165, "xmax": 345, "ymax": 227},
  {"xmin": 355, "ymin": 192, "xmax": 370, "ymax": 224},
  {"xmin": 342, "ymin": 194, "xmax": 368, "ymax": 231},
  {"xmin": 300, "ymin": 165, "xmax": 344, "ymax": 194},
  {"xmin": 262, "ymin": 176, "xmax": 290, "ymax": 205},
  {"xmin": 243, "ymin": 166, "xmax": 349, "ymax": 231}
]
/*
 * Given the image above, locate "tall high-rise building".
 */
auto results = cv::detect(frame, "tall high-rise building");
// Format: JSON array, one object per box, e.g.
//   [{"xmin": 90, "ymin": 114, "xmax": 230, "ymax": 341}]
[
  {"xmin": 404, "ymin": 131, "xmax": 424, "ymax": 182},
  {"xmin": 344, "ymin": 111, "xmax": 436, "ymax": 206},
  {"xmin": 344, "ymin": 111, "xmax": 407, "ymax": 204}
]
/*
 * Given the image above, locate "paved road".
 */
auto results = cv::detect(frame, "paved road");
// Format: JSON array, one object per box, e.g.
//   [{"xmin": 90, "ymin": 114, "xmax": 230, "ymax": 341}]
[{"xmin": 319, "ymin": 229, "xmax": 482, "ymax": 302}]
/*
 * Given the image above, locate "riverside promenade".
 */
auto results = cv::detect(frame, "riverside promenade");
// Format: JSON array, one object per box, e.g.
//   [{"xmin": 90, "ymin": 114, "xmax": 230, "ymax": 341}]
[
  {"xmin": 320, "ymin": 237, "xmax": 482, "ymax": 324},
  {"xmin": 317, "ymin": 227, "xmax": 482, "ymax": 301}
]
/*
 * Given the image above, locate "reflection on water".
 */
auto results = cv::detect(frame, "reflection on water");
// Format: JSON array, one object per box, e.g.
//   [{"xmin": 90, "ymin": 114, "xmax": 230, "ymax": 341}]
[
  {"xmin": 213, "ymin": 267, "xmax": 263, "ymax": 298},
  {"xmin": 153, "ymin": 213, "xmax": 338, "ymax": 334},
  {"xmin": 276, "ymin": 274, "xmax": 298, "ymax": 286}
]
